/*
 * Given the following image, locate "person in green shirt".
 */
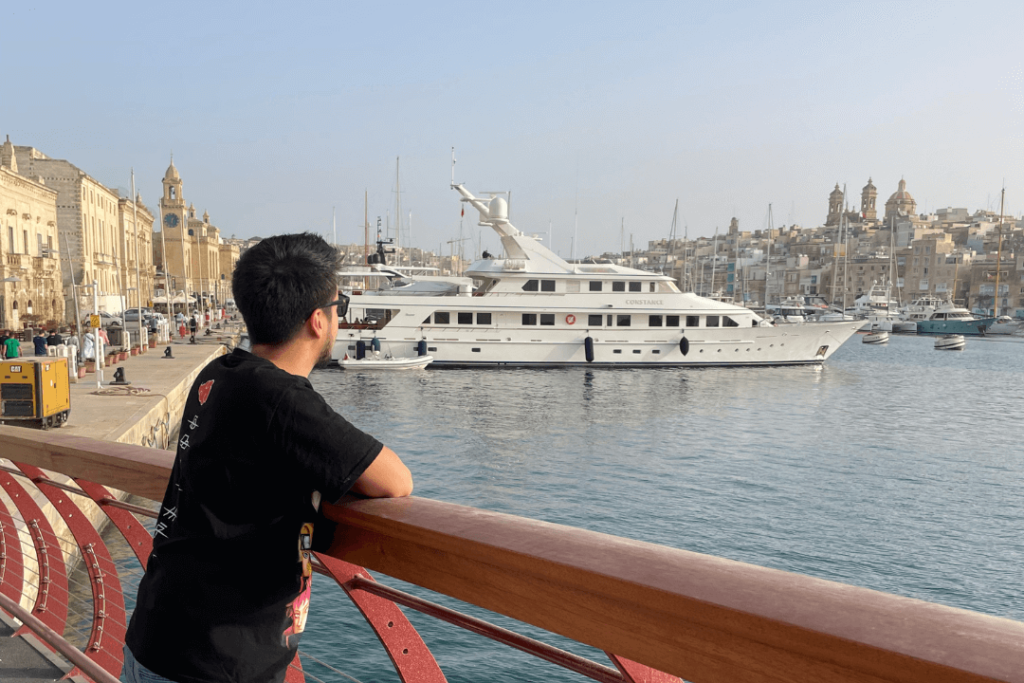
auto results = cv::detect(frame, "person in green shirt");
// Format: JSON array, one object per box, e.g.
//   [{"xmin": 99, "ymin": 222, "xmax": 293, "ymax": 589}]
[{"xmin": 3, "ymin": 332, "xmax": 21, "ymax": 359}]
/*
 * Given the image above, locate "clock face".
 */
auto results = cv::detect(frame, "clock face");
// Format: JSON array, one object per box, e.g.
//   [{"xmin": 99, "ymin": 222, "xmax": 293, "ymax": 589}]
[{"xmin": 164, "ymin": 213, "xmax": 179, "ymax": 228}]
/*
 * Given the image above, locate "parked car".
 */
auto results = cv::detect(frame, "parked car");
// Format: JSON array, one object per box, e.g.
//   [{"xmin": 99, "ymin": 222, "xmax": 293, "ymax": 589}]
[
  {"xmin": 123, "ymin": 308, "xmax": 154, "ymax": 323},
  {"xmin": 81, "ymin": 311, "xmax": 124, "ymax": 328}
]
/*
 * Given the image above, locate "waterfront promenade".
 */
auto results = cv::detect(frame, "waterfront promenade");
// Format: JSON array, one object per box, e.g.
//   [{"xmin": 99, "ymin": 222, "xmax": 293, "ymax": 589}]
[{"xmin": 1, "ymin": 328, "xmax": 238, "ymax": 682}]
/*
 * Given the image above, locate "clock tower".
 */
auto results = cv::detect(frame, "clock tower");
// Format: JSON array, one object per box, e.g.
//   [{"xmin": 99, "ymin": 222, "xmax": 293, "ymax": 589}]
[{"xmin": 159, "ymin": 158, "xmax": 190, "ymax": 296}]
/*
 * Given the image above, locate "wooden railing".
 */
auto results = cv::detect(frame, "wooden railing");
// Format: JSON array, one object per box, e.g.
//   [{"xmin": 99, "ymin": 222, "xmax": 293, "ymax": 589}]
[{"xmin": 1, "ymin": 425, "xmax": 1023, "ymax": 683}]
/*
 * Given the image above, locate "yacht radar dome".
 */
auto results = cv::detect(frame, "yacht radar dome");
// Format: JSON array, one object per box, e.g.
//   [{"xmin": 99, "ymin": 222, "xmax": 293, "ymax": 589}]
[{"xmin": 488, "ymin": 197, "xmax": 508, "ymax": 224}]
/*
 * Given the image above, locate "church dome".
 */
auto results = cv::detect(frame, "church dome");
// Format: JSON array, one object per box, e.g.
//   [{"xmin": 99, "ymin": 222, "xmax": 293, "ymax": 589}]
[
  {"xmin": 887, "ymin": 178, "xmax": 913, "ymax": 203},
  {"xmin": 164, "ymin": 161, "xmax": 180, "ymax": 181}
]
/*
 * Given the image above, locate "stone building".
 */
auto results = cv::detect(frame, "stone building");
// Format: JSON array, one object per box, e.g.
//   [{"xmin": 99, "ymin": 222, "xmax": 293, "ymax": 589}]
[
  {"xmin": 13, "ymin": 142, "xmax": 126, "ymax": 316},
  {"xmin": 0, "ymin": 136, "xmax": 64, "ymax": 329},
  {"xmin": 117, "ymin": 194, "xmax": 156, "ymax": 310}
]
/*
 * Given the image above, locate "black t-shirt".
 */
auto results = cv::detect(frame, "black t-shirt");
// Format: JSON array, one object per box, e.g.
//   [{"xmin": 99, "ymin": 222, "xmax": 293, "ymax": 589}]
[{"xmin": 126, "ymin": 349, "xmax": 382, "ymax": 683}]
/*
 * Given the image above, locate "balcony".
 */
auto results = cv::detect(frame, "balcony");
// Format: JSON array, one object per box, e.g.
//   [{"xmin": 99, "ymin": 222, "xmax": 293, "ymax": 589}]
[
  {"xmin": 5, "ymin": 253, "xmax": 24, "ymax": 268},
  {"xmin": 0, "ymin": 427, "xmax": 1021, "ymax": 683}
]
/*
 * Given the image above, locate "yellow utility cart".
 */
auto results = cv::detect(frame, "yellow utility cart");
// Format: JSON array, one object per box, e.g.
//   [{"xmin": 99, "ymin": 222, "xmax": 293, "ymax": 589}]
[{"xmin": 0, "ymin": 358, "xmax": 71, "ymax": 429}]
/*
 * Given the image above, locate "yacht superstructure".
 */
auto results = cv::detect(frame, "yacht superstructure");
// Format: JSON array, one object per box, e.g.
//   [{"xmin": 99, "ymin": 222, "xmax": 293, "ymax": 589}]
[{"xmin": 333, "ymin": 182, "xmax": 861, "ymax": 367}]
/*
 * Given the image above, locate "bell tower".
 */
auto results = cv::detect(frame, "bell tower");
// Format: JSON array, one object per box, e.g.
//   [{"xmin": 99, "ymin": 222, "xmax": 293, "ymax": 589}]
[
  {"xmin": 861, "ymin": 178, "xmax": 877, "ymax": 221},
  {"xmin": 826, "ymin": 183, "xmax": 844, "ymax": 226}
]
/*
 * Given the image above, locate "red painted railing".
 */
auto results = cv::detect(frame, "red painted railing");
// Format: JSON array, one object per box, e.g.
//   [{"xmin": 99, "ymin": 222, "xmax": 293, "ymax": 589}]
[{"xmin": 1, "ymin": 425, "xmax": 1023, "ymax": 683}]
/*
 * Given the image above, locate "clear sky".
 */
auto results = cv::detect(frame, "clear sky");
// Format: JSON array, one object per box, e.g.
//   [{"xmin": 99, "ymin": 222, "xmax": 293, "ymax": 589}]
[{"xmin": 3, "ymin": 1, "xmax": 1022, "ymax": 259}]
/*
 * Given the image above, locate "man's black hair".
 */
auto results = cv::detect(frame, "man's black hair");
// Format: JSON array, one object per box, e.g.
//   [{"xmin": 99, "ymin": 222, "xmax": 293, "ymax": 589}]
[{"xmin": 232, "ymin": 233, "xmax": 341, "ymax": 345}]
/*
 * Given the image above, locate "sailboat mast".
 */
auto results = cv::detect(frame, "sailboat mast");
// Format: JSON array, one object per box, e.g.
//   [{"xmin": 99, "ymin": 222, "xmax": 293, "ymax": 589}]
[
  {"xmin": 395, "ymin": 157, "xmax": 402, "ymax": 266},
  {"xmin": 994, "ymin": 186, "xmax": 1005, "ymax": 316},
  {"xmin": 765, "ymin": 204, "xmax": 773, "ymax": 306}
]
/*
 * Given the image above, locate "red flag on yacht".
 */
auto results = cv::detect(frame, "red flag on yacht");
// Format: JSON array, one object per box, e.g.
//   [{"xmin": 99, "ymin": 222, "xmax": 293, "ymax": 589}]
[{"xmin": 461, "ymin": 206, "xmax": 464, "ymax": 217}]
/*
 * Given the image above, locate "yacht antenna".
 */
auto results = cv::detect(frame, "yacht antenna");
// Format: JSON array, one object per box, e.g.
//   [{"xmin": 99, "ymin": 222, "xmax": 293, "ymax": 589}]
[
  {"xmin": 450, "ymin": 147, "xmax": 456, "ymax": 187},
  {"xmin": 710, "ymin": 228, "xmax": 718, "ymax": 297}
]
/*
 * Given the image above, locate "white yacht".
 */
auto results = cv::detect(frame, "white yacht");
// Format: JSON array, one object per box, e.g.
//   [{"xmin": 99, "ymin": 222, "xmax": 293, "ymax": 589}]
[{"xmin": 333, "ymin": 182, "xmax": 861, "ymax": 367}]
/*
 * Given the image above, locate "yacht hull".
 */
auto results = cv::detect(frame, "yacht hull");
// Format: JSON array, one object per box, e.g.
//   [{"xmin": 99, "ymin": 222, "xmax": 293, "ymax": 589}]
[
  {"xmin": 334, "ymin": 319, "xmax": 861, "ymax": 368},
  {"xmin": 916, "ymin": 318, "xmax": 996, "ymax": 335}
]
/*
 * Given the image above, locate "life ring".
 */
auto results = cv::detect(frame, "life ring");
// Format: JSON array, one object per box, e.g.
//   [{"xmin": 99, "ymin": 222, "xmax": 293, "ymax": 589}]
[{"xmin": 566, "ymin": 314, "xmax": 576, "ymax": 325}]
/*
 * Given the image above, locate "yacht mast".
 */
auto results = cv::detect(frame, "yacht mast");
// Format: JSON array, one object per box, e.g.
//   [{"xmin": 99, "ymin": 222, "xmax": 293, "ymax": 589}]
[
  {"xmin": 765, "ymin": 204, "xmax": 773, "ymax": 305},
  {"xmin": 395, "ymin": 157, "xmax": 402, "ymax": 266},
  {"xmin": 710, "ymin": 228, "xmax": 718, "ymax": 297}
]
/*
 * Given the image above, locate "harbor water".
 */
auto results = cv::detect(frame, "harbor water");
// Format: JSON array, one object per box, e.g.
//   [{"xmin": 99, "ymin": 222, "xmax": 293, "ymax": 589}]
[{"xmin": 305, "ymin": 333, "xmax": 1024, "ymax": 683}]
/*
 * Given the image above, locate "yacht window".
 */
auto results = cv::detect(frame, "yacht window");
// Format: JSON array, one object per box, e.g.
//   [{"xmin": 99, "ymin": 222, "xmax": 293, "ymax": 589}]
[
  {"xmin": 589, "ymin": 281, "xmax": 602, "ymax": 292},
  {"xmin": 588, "ymin": 314, "xmax": 603, "ymax": 326},
  {"xmin": 523, "ymin": 280, "xmax": 539, "ymax": 292},
  {"xmin": 477, "ymin": 312, "xmax": 492, "ymax": 325},
  {"xmin": 434, "ymin": 312, "xmax": 450, "ymax": 324},
  {"xmin": 540, "ymin": 314, "xmax": 555, "ymax": 325},
  {"xmin": 706, "ymin": 315, "xmax": 720, "ymax": 327},
  {"xmin": 541, "ymin": 280, "xmax": 555, "ymax": 292},
  {"xmin": 629, "ymin": 282, "xmax": 642, "ymax": 292},
  {"xmin": 423, "ymin": 316, "xmax": 431, "ymax": 324},
  {"xmin": 659, "ymin": 281, "xmax": 679, "ymax": 293},
  {"xmin": 616, "ymin": 315, "xmax": 631, "ymax": 327},
  {"xmin": 723, "ymin": 316, "xmax": 739, "ymax": 327},
  {"xmin": 522, "ymin": 313, "xmax": 537, "ymax": 325},
  {"xmin": 607, "ymin": 314, "xmax": 613, "ymax": 326},
  {"xmin": 686, "ymin": 315, "xmax": 699, "ymax": 327},
  {"xmin": 612, "ymin": 282, "xmax": 625, "ymax": 292},
  {"xmin": 667, "ymin": 315, "xmax": 680, "ymax": 327},
  {"xmin": 649, "ymin": 282, "xmax": 656, "ymax": 292},
  {"xmin": 458, "ymin": 312, "xmax": 473, "ymax": 325},
  {"xmin": 649, "ymin": 315, "xmax": 663, "ymax": 327},
  {"xmin": 566, "ymin": 280, "xmax": 580, "ymax": 293}
]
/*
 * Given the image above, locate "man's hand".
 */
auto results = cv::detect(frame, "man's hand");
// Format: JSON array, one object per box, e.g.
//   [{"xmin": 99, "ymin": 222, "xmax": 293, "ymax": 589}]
[{"xmin": 351, "ymin": 446, "xmax": 413, "ymax": 498}]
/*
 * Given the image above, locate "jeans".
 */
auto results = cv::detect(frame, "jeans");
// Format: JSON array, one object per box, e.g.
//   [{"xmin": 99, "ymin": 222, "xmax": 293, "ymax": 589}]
[{"xmin": 122, "ymin": 645, "xmax": 178, "ymax": 683}]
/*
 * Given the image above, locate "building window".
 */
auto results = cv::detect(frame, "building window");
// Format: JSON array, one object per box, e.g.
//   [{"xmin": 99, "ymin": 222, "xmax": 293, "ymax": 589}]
[
  {"xmin": 667, "ymin": 315, "xmax": 680, "ymax": 326},
  {"xmin": 458, "ymin": 312, "xmax": 473, "ymax": 325},
  {"xmin": 589, "ymin": 281, "xmax": 602, "ymax": 292},
  {"xmin": 616, "ymin": 315, "xmax": 631, "ymax": 327},
  {"xmin": 649, "ymin": 315, "xmax": 663, "ymax": 326},
  {"xmin": 629, "ymin": 282, "xmax": 642, "ymax": 292},
  {"xmin": 540, "ymin": 313, "xmax": 555, "ymax": 325},
  {"xmin": 541, "ymin": 280, "xmax": 555, "ymax": 292},
  {"xmin": 612, "ymin": 282, "xmax": 625, "ymax": 292},
  {"xmin": 522, "ymin": 280, "xmax": 539, "ymax": 291},
  {"xmin": 522, "ymin": 313, "xmax": 537, "ymax": 325},
  {"xmin": 588, "ymin": 314, "xmax": 603, "ymax": 326},
  {"xmin": 434, "ymin": 312, "xmax": 450, "ymax": 324},
  {"xmin": 707, "ymin": 315, "xmax": 720, "ymax": 327},
  {"xmin": 477, "ymin": 312, "xmax": 491, "ymax": 325}
]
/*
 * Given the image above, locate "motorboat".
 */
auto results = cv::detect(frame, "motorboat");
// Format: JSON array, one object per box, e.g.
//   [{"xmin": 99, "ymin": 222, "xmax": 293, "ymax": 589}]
[
  {"xmin": 986, "ymin": 316, "xmax": 1023, "ymax": 335},
  {"xmin": 915, "ymin": 301, "xmax": 996, "ymax": 336},
  {"xmin": 862, "ymin": 327, "xmax": 889, "ymax": 345},
  {"xmin": 934, "ymin": 334, "xmax": 965, "ymax": 351},
  {"xmin": 332, "ymin": 179, "xmax": 862, "ymax": 367},
  {"xmin": 338, "ymin": 354, "xmax": 433, "ymax": 370},
  {"xmin": 892, "ymin": 295, "xmax": 943, "ymax": 334},
  {"xmin": 848, "ymin": 282, "xmax": 900, "ymax": 332}
]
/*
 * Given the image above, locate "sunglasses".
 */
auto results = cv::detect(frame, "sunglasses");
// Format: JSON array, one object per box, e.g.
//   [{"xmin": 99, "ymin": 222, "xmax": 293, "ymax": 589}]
[{"xmin": 310, "ymin": 294, "xmax": 350, "ymax": 319}]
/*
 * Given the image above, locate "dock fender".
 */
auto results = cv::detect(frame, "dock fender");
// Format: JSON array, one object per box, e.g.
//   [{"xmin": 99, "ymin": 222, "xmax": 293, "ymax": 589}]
[
  {"xmin": 680, "ymin": 336, "xmax": 689, "ymax": 356},
  {"xmin": 584, "ymin": 336, "xmax": 595, "ymax": 363},
  {"xmin": 417, "ymin": 339, "xmax": 428, "ymax": 357},
  {"xmin": 356, "ymin": 340, "xmax": 366, "ymax": 360}
]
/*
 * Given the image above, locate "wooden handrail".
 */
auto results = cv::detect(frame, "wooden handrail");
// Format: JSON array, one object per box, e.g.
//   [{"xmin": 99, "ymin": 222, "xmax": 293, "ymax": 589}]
[{"xmin": 2, "ymin": 426, "xmax": 1023, "ymax": 683}]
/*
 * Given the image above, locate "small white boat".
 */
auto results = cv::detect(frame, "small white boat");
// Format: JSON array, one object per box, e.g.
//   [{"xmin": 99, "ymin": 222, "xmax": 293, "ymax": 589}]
[
  {"xmin": 338, "ymin": 354, "xmax": 433, "ymax": 370},
  {"xmin": 862, "ymin": 329, "xmax": 889, "ymax": 345},
  {"xmin": 934, "ymin": 334, "xmax": 965, "ymax": 351}
]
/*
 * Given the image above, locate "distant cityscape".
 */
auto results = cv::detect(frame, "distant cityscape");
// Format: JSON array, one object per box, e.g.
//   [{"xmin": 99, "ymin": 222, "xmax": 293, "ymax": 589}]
[{"xmin": 2, "ymin": 133, "xmax": 1022, "ymax": 331}]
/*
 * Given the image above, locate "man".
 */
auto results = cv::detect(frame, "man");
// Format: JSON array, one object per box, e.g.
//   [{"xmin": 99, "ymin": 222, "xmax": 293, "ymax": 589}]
[
  {"xmin": 124, "ymin": 233, "xmax": 412, "ymax": 683},
  {"xmin": 3, "ymin": 331, "xmax": 19, "ymax": 359},
  {"xmin": 33, "ymin": 329, "xmax": 48, "ymax": 356},
  {"xmin": 188, "ymin": 313, "xmax": 197, "ymax": 343},
  {"xmin": 46, "ymin": 329, "xmax": 63, "ymax": 347}
]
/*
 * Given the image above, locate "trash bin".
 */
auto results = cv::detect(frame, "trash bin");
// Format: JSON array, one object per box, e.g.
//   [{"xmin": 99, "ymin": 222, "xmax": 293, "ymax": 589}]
[{"xmin": 107, "ymin": 322, "xmax": 125, "ymax": 348}]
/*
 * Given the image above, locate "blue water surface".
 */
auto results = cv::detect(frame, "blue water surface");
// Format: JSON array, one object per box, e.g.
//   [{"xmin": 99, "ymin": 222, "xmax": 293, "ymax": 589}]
[{"xmin": 303, "ymin": 334, "xmax": 1024, "ymax": 683}]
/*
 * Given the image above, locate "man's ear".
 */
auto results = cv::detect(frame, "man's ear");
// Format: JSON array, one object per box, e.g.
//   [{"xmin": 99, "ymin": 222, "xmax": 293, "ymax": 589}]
[{"xmin": 309, "ymin": 308, "xmax": 330, "ymax": 339}]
